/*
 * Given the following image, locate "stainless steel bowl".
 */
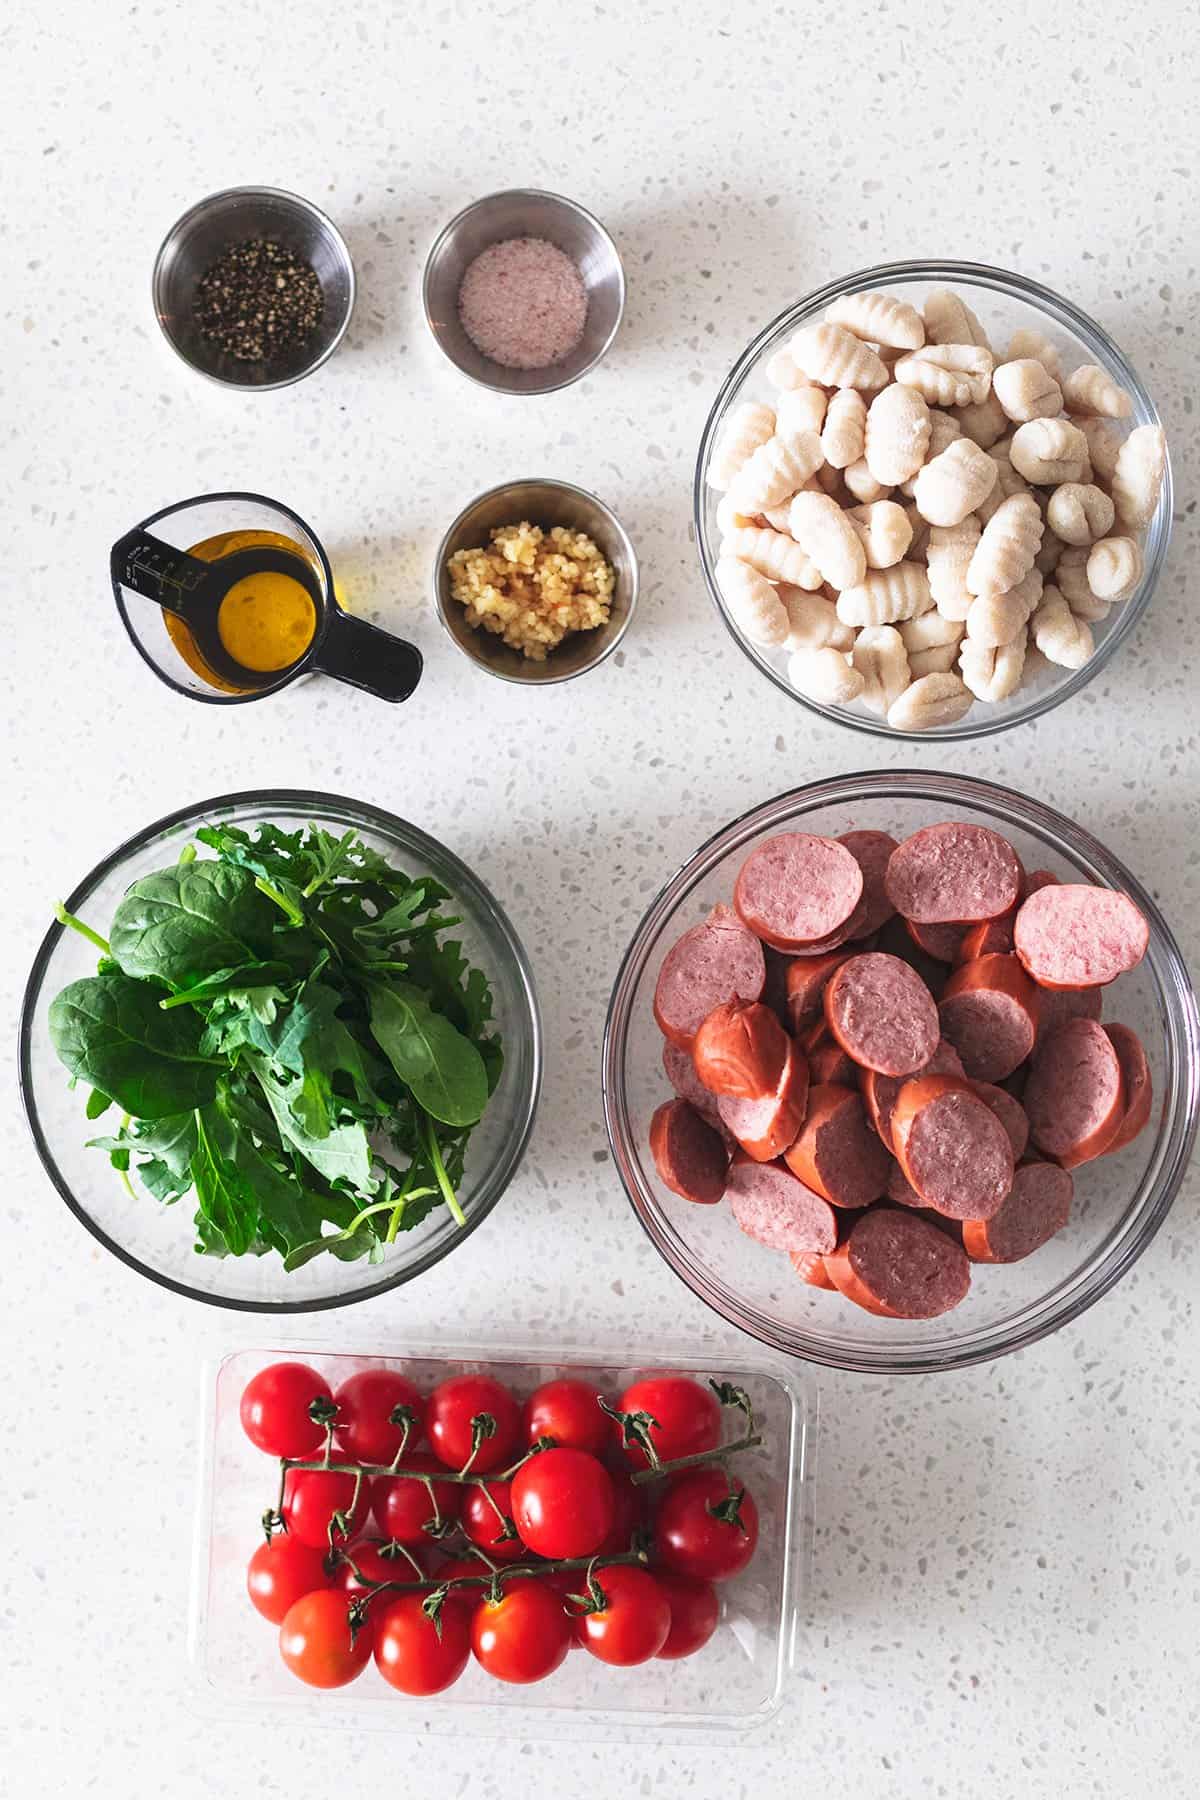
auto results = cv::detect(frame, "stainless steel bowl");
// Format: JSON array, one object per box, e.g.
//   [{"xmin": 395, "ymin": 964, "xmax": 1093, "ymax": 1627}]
[
  {"xmin": 152, "ymin": 186, "xmax": 355, "ymax": 390},
  {"xmin": 422, "ymin": 189, "xmax": 625, "ymax": 395},
  {"xmin": 434, "ymin": 478, "xmax": 638, "ymax": 684}
]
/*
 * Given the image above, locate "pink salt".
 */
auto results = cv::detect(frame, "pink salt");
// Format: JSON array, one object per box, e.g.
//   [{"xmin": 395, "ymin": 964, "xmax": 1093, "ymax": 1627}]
[{"xmin": 457, "ymin": 236, "xmax": 588, "ymax": 371}]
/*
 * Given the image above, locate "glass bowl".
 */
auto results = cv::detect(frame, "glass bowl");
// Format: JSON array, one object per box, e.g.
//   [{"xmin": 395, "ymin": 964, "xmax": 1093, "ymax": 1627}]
[
  {"xmin": 602, "ymin": 771, "xmax": 1199, "ymax": 1373},
  {"xmin": 19, "ymin": 791, "xmax": 542, "ymax": 1313},
  {"xmin": 695, "ymin": 260, "xmax": 1173, "ymax": 742}
]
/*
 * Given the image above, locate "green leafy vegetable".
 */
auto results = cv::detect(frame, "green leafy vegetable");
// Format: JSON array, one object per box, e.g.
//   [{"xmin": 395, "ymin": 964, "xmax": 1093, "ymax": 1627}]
[
  {"xmin": 366, "ymin": 981, "xmax": 489, "ymax": 1128},
  {"xmin": 48, "ymin": 972, "xmax": 222, "ymax": 1118},
  {"xmin": 110, "ymin": 861, "xmax": 283, "ymax": 988}
]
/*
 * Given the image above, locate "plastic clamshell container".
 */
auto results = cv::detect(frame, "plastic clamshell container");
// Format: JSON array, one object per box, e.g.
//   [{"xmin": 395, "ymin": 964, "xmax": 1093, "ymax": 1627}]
[{"xmin": 190, "ymin": 1340, "xmax": 814, "ymax": 1741}]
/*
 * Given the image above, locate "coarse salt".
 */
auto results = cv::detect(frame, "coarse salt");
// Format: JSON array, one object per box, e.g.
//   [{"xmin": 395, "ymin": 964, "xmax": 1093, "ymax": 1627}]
[{"xmin": 457, "ymin": 236, "xmax": 588, "ymax": 372}]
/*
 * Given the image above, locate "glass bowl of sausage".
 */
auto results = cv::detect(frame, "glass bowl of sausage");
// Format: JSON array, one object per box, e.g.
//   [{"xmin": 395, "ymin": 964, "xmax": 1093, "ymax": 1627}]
[
  {"xmin": 694, "ymin": 260, "xmax": 1172, "ymax": 741},
  {"xmin": 602, "ymin": 771, "xmax": 1199, "ymax": 1373}
]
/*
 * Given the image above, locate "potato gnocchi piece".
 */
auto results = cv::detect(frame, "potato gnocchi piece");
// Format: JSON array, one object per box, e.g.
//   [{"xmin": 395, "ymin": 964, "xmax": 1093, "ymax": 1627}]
[
  {"xmin": 843, "ymin": 457, "xmax": 891, "ymax": 504},
  {"xmin": 780, "ymin": 586, "xmax": 855, "ymax": 651},
  {"xmin": 964, "ymin": 570, "xmax": 1042, "ymax": 648},
  {"xmin": 764, "ymin": 348, "xmax": 820, "ymax": 392},
  {"xmin": 1053, "ymin": 544, "xmax": 1093, "ymax": 609},
  {"xmin": 852, "ymin": 624, "xmax": 911, "ymax": 716},
  {"xmin": 729, "ymin": 429, "xmax": 824, "ymax": 511},
  {"xmin": 708, "ymin": 401, "xmax": 775, "ymax": 490},
  {"xmin": 1068, "ymin": 586, "xmax": 1112, "ymax": 624},
  {"xmin": 1087, "ymin": 535, "xmax": 1144, "ymax": 602},
  {"xmin": 1062, "ymin": 363, "xmax": 1133, "ymax": 420},
  {"xmin": 1007, "ymin": 327, "xmax": 1062, "ymax": 380},
  {"xmin": 907, "ymin": 640, "xmax": 962, "ymax": 677},
  {"xmin": 1111, "ymin": 424, "xmax": 1166, "ymax": 530},
  {"xmin": 926, "ymin": 517, "xmax": 981, "ymax": 620},
  {"xmin": 836, "ymin": 560, "xmax": 932, "ymax": 627},
  {"xmin": 992, "ymin": 358, "xmax": 1064, "ymax": 423},
  {"xmin": 959, "ymin": 631, "xmax": 1027, "ymax": 702},
  {"xmin": 974, "ymin": 453, "xmax": 1030, "ymax": 525},
  {"xmin": 1009, "ymin": 417, "xmax": 1089, "ymax": 486},
  {"xmin": 864, "ymin": 384, "xmax": 931, "ymax": 486},
  {"xmin": 715, "ymin": 491, "xmax": 759, "ymax": 537},
  {"xmin": 912, "ymin": 437, "xmax": 999, "ymax": 527},
  {"xmin": 900, "ymin": 607, "xmax": 965, "ymax": 653},
  {"xmin": 1045, "ymin": 482, "xmax": 1115, "ymax": 547},
  {"xmin": 923, "ymin": 291, "xmax": 990, "ymax": 351},
  {"xmin": 789, "ymin": 323, "xmax": 889, "ymax": 391},
  {"xmin": 787, "ymin": 491, "xmax": 868, "ymax": 591},
  {"xmin": 887, "ymin": 671, "xmax": 974, "ymax": 730},
  {"xmin": 1032, "ymin": 584, "xmax": 1094, "ymax": 669},
  {"xmin": 846, "ymin": 500, "xmax": 913, "ymax": 569},
  {"xmin": 787, "ymin": 645, "xmax": 866, "ymax": 706},
  {"xmin": 1074, "ymin": 416, "xmax": 1124, "ymax": 487},
  {"xmin": 825, "ymin": 290, "xmax": 925, "ymax": 350},
  {"xmin": 715, "ymin": 558, "xmax": 790, "ymax": 646},
  {"xmin": 953, "ymin": 390, "xmax": 1009, "ymax": 449},
  {"xmin": 894, "ymin": 344, "xmax": 994, "ymax": 408},
  {"xmin": 899, "ymin": 500, "xmax": 930, "ymax": 561},
  {"xmin": 774, "ymin": 385, "xmax": 829, "ymax": 436},
  {"xmin": 723, "ymin": 525, "xmax": 823, "ymax": 589},
  {"xmin": 1035, "ymin": 527, "xmax": 1066, "ymax": 576},
  {"xmin": 966, "ymin": 493, "xmax": 1043, "ymax": 597},
  {"xmin": 900, "ymin": 409, "xmax": 961, "ymax": 495},
  {"xmin": 821, "ymin": 389, "xmax": 868, "ymax": 470}
]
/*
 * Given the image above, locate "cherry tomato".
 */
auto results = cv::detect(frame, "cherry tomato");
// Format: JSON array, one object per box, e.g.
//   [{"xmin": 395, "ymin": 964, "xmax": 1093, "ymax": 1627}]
[
  {"xmin": 521, "ymin": 1378, "xmax": 609, "ymax": 1455},
  {"xmin": 240, "ymin": 1362, "xmax": 332, "ymax": 1459},
  {"xmin": 597, "ymin": 1470, "xmax": 646, "ymax": 1554},
  {"xmin": 432, "ymin": 1556, "xmax": 490, "ymax": 1620},
  {"xmin": 279, "ymin": 1588, "xmax": 372, "ymax": 1689},
  {"xmin": 333, "ymin": 1369, "xmax": 425, "ymax": 1466},
  {"xmin": 653, "ymin": 1572, "xmax": 720, "ymax": 1660},
  {"xmin": 511, "ymin": 1448, "xmax": 615, "ymax": 1559},
  {"xmin": 462, "ymin": 1478, "xmax": 526, "ymax": 1563},
  {"xmin": 572, "ymin": 1566, "xmax": 670, "ymax": 1666},
  {"xmin": 427, "ymin": 1374, "xmax": 520, "ymax": 1474},
  {"xmin": 374, "ymin": 1593, "xmax": 470, "ymax": 1696},
  {"xmin": 336, "ymin": 1538, "xmax": 426, "ymax": 1599},
  {"xmin": 471, "ymin": 1579, "xmax": 571, "ymax": 1684},
  {"xmin": 654, "ymin": 1469, "xmax": 759, "ymax": 1581},
  {"xmin": 614, "ymin": 1376, "xmax": 721, "ymax": 1470},
  {"xmin": 246, "ymin": 1535, "xmax": 332, "ymax": 1625},
  {"xmin": 372, "ymin": 1453, "xmax": 462, "ymax": 1545},
  {"xmin": 281, "ymin": 1461, "xmax": 373, "ymax": 1551}
]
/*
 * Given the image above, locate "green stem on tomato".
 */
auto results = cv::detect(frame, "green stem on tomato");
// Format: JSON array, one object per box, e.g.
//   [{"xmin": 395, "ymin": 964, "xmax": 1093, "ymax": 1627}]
[
  {"xmin": 54, "ymin": 903, "xmax": 111, "ymax": 956},
  {"xmin": 424, "ymin": 1114, "xmax": 466, "ymax": 1228},
  {"xmin": 628, "ymin": 1430, "xmax": 763, "ymax": 1485}
]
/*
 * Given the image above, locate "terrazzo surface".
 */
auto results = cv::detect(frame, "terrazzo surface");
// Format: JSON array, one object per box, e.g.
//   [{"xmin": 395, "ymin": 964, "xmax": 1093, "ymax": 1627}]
[{"xmin": 2, "ymin": 1, "xmax": 1198, "ymax": 1793}]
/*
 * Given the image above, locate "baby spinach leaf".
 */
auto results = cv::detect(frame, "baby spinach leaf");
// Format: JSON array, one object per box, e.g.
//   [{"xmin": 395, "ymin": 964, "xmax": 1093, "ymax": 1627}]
[
  {"xmin": 49, "ymin": 973, "xmax": 221, "ymax": 1118},
  {"xmin": 366, "ymin": 981, "xmax": 489, "ymax": 1128},
  {"xmin": 190, "ymin": 1108, "xmax": 259, "ymax": 1255},
  {"xmin": 111, "ymin": 861, "xmax": 280, "ymax": 987},
  {"xmin": 158, "ymin": 961, "xmax": 292, "ymax": 1011},
  {"xmin": 85, "ymin": 1088, "xmax": 112, "ymax": 1121},
  {"xmin": 245, "ymin": 1052, "xmax": 375, "ymax": 1192}
]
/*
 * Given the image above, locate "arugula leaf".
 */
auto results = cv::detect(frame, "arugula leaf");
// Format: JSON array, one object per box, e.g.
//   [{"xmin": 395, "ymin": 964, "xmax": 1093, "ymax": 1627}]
[
  {"xmin": 49, "ymin": 972, "xmax": 222, "ymax": 1118},
  {"xmin": 245, "ymin": 1052, "xmax": 375, "ymax": 1191},
  {"xmin": 191, "ymin": 1108, "xmax": 259, "ymax": 1255},
  {"xmin": 110, "ymin": 862, "xmax": 281, "ymax": 987},
  {"xmin": 158, "ymin": 961, "xmax": 292, "ymax": 1012},
  {"xmin": 366, "ymin": 981, "xmax": 489, "ymax": 1128}
]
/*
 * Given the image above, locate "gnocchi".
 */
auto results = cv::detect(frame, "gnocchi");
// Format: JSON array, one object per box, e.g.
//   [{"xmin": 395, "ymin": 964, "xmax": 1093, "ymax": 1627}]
[
  {"xmin": 907, "ymin": 639, "xmax": 963, "ymax": 678},
  {"xmin": 787, "ymin": 645, "xmax": 866, "ymax": 706},
  {"xmin": 864, "ymin": 384, "xmax": 931, "ymax": 486},
  {"xmin": 1031, "ymin": 584, "xmax": 1094, "ymax": 669},
  {"xmin": 723, "ymin": 525, "xmax": 823, "ymax": 589},
  {"xmin": 707, "ymin": 401, "xmax": 775, "ymax": 490},
  {"xmin": 959, "ymin": 632, "xmax": 1027, "ymax": 703},
  {"xmin": 728, "ymin": 429, "xmax": 824, "ymax": 511},
  {"xmin": 781, "ymin": 586, "xmax": 856, "ymax": 651},
  {"xmin": 825, "ymin": 290, "xmax": 925, "ymax": 350},
  {"xmin": 715, "ymin": 558, "xmax": 789, "ymax": 646},
  {"xmin": 1086, "ymin": 535, "xmax": 1144, "ymax": 602},
  {"xmin": 821, "ymin": 389, "xmax": 867, "ymax": 469},
  {"xmin": 926, "ymin": 517, "xmax": 981, "ymax": 621},
  {"xmin": 1009, "ymin": 417, "xmax": 1089, "ymax": 485},
  {"xmin": 845, "ymin": 500, "xmax": 913, "ymax": 569},
  {"xmin": 788, "ymin": 491, "xmax": 868, "ymax": 591},
  {"xmin": 964, "ymin": 569, "xmax": 1042, "ymax": 649},
  {"xmin": 992, "ymin": 358, "xmax": 1064, "ymax": 423},
  {"xmin": 1045, "ymin": 482, "xmax": 1115, "ymax": 547},
  {"xmin": 851, "ymin": 624, "xmax": 911, "ymax": 716},
  {"xmin": 900, "ymin": 409, "xmax": 960, "ymax": 494},
  {"xmin": 953, "ymin": 390, "xmax": 1009, "ymax": 449},
  {"xmin": 1007, "ymin": 327, "xmax": 1062, "ymax": 380},
  {"xmin": 966, "ymin": 493, "xmax": 1043, "ymax": 597},
  {"xmin": 912, "ymin": 437, "xmax": 998, "ymax": 526},
  {"xmin": 1062, "ymin": 363, "xmax": 1132, "ymax": 420},
  {"xmin": 894, "ymin": 343, "xmax": 994, "ymax": 408},
  {"xmin": 843, "ymin": 457, "xmax": 892, "ymax": 504},
  {"xmin": 1111, "ymin": 424, "xmax": 1167, "ymax": 530},
  {"xmin": 789, "ymin": 323, "xmax": 889, "ymax": 391},
  {"xmin": 774, "ymin": 385, "xmax": 829, "ymax": 437},
  {"xmin": 924, "ymin": 291, "xmax": 990, "ymax": 351},
  {"xmin": 836, "ymin": 560, "xmax": 932, "ymax": 627},
  {"xmin": 887, "ymin": 671, "xmax": 974, "ymax": 730}
]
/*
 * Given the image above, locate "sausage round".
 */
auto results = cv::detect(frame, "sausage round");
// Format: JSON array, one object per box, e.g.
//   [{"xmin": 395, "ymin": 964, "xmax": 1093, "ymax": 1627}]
[
  {"xmin": 971, "ymin": 1081, "xmax": 1030, "ymax": 1162},
  {"xmin": 885, "ymin": 822, "xmax": 1023, "ymax": 924},
  {"xmin": 835, "ymin": 829, "xmax": 899, "ymax": 940},
  {"xmin": 937, "ymin": 953, "xmax": 1039, "ymax": 1081},
  {"xmin": 662, "ymin": 1041, "xmax": 726, "ymax": 1130},
  {"xmin": 1013, "ymin": 884, "xmax": 1149, "ymax": 989},
  {"xmin": 1023, "ymin": 1017, "xmax": 1127, "ymax": 1168},
  {"xmin": 783, "ymin": 1082, "xmax": 891, "ymax": 1208},
  {"xmin": 785, "ymin": 948, "xmax": 853, "ymax": 1030},
  {"xmin": 692, "ymin": 999, "xmax": 789, "ymax": 1099},
  {"xmin": 1035, "ymin": 982, "xmax": 1103, "ymax": 1039},
  {"xmin": 649, "ymin": 1099, "xmax": 730, "ymax": 1205},
  {"xmin": 825, "ymin": 1207, "xmax": 971, "ymax": 1318},
  {"xmin": 1102, "ymin": 1023, "xmax": 1153, "ymax": 1155},
  {"xmin": 717, "ymin": 1041, "xmax": 810, "ymax": 1162},
  {"xmin": 809, "ymin": 1037, "xmax": 858, "ymax": 1086},
  {"xmin": 734, "ymin": 833, "xmax": 864, "ymax": 951},
  {"xmin": 823, "ymin": 951, "xmax": 940, "ymax": 1076},
  {"xmin": 892, "ymin": 1074, "xmax": 1014, "ymax": 1220},
  {"xmin": 860, "ymin": 1037, "xmax": 965, "ymax": 1151},
  {"xmin": 789, "ymin": 1249, "xmax": 836, "ymax": 1290},
  {"xmin": 955, "ymin": 914, "xmax": 1015, "ymax": 961},
  {"xmin": 961, "ymin": 1161, "xmax": 1073, "ymax": 1263},
  {"xmin": 905, "ymin": 917, "xmax": 969, "ymax": 963},
  {"xmin": 726, "ymin": 1158, "xmax": 838, "ymax": 1254},
  {"xmin": 653, "ymin": 905, "xmax": 766, "ymax": 1050}
]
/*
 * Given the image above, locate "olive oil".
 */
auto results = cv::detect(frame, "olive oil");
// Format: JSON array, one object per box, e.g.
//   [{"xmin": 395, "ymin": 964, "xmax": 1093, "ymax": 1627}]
[{"xmin": 164, "ymin": 528, "xmax": 319, "ymax": 692}]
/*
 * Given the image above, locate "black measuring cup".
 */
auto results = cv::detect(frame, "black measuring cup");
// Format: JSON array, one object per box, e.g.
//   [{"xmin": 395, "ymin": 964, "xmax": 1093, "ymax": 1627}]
[{"xmin": 111, "ymin": 491, "xmax": 422, "ymax": 704}]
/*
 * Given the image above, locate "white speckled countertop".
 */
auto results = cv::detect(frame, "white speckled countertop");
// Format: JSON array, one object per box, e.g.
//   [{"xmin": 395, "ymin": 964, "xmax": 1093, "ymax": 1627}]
[{"xmin": 3, "ymin": 2, "xmax": 1198, "ymax": 1793}]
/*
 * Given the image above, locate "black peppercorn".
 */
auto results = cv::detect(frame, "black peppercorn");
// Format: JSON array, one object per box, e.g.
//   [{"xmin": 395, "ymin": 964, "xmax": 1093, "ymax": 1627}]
[{"xmin": 193, "ymin": 238, "xmax": 324, "ymax": 364}]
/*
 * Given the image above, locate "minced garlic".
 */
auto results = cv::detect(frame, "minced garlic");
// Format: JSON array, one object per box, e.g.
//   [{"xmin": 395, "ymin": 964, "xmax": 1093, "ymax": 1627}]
[{"xmin": 447, "ymin": 521, "xmax": 614, "ymax": 661}]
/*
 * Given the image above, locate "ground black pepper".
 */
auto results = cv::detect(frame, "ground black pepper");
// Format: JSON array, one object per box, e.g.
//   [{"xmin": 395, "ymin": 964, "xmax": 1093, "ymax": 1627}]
[{"xmin": 193, "ymin": 238, "xmax": 324, "ymax": 363}]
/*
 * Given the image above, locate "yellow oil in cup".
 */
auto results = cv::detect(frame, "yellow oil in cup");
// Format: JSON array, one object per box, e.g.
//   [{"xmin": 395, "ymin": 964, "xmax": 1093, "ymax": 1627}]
[{"xmin": 163, "ymin": 529, "xmax": 319, "ymax": 692}]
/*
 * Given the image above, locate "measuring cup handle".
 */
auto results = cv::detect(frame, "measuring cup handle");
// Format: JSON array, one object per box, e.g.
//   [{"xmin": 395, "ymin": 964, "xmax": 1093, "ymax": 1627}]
[{"xmin": 313, "ymin": 607, "xmax": 423, "ymax": 703}]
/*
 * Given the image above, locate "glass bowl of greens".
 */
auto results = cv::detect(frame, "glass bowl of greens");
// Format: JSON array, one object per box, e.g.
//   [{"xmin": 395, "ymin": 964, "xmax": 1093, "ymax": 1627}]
[{"xmin": 19, "ymin": 791, "xmax": 542, "ymax": 1312}]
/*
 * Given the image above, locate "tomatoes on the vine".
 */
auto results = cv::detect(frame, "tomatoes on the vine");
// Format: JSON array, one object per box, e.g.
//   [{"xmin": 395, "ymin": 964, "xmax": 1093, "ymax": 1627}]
[
  {"xmin": 471, "ymin": 1579, "xmax": 571, "ymax": 1684},
  {"xmin": 432, "ymin": 1556, "xmax": 489, "ymax": 1619},
  {"xmin": 654, "ymin": 1468, "xmax": 759, "ymax": 1581},
  {"xmin": 247, "ymin": 1535, "xmax": 332, "ymax": 1624},
  {"xmin": 371, "ymin": 1453, "xmax": 462, "ymax": 1545},
  {"xmin": 240, "ymin": 1362, "xmax": 332, "ymax": 1459},
  {"xmin": 613, "ymin": 1376, "xmax": 721, "ymax": 1469},
  {"xmin": 281, "ymin": 1462, "xmax": 372, "ymax": 1551},
  {"xmin": 597, "ymin": 1470, "xmax": 646, "ymax": 1554},
  {"xmin": 461, "ymin": 1478, "xmax": 526, "ymax": 1562},
  {"xmin": 374, "ymin": 1593, "xmax": 470, "ymax": 1696},
  {"xmin": 336, "ymin": 1538, "xmax": 425, "ymax": 1598},
  {"xmin": 427, "ymin": 1374, "xmax": 520, "ymax": 1473},
  {"xmin": 572, "ymin": 1566, "xmax": 670, "ymax": 1666},
  {"xmin": 653, "ymin": 1572, "xmax": 720, "ymax": 1659},
  {"xmin": 333, "ymin": 1369, "xmax": 424, "ymax": 1466},
  {"xmin": 521, "ymin": 1378, "xmax": 608, "ymax": 1455},
  {"xmin": 278, "ymin": 1588, "xmax": 372, "ymax": 1688},
  {"xmin": 510, "ymin": 1448, "xmax": 615, "ymax": 1559}
]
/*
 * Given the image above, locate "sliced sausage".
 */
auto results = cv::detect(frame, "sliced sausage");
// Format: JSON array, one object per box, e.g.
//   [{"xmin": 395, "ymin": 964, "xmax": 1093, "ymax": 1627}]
[
  {"xmin": 726, "ymin": 1157, "xmax": 838, "ymax": 1253},
  {"xmin": 809, "ymin": 1038, "xmax": 858, "ymax": 1086},
  {"xmin": 937, "ymin": 953, "xmax": 1039, "ymax": 1081},
  {"xmin": 653, "ymin": 905, "xmax": 766, "ymax": 1050},
  {"xmin": 718, "ymin": 1041, "xmax": 810, "ymax": 1162},
  {"xmin": 1023, "ymin": 869, "xmax": 1059, "ymax": 896},
  {"xmin": 874, "ymin": 913, "xmax": 950, "ymax": 999},
  {"xmin": 885, "ymin": 822, "xmax": 1023, "ymax": 924},
  {"xmin": 824, "ymin": 951, "xmax": 940, "ymax": 1076},
  {"xmin": 1023, "ymin": 1017, "xmax": 1127, "ymax": 1168},
  {"xmin": 1036, "ymin": 982, "xmax": 1103, "ymax": 1039},
  {"xmin": 649, "ymin": 1100, "xmax": 729, "ymax": 1205},
  {"xmin": 789, "ymin": 1249, "xmax": 836, "ymax": 1290},
  {"xmin": 955, "ymin": 913, "xmax": 1015, "ymax": 961},
  {"xmin": 835, "ymin": 829, "xmax": 899, "ymax": 940},
  {"xmin": 962, "ymin": 1161, "xmax": 1073, "ymax": 1263},
  {"xmin": 892, "ymin": 1074, "xmax": 1014, "ymax": 1220},
  {"xmin": 886, "ymin": 1160, "xmax": 925, "ymax": 1208},
  {"xmin": 785, "ymin": 948, "xmax": 853, "ymax": 1030},
  {"xmin": 905, "ymin": 917, "xmax": 969, "ymax": 963},
  {"xmin": 783, "ymin": 1082, "xmax": 891, "ymax": 1208},
  {"xmin": 860, "ymin": 1037, "xmax": 965, "ymax": 1151},
  {"xmin": 971, "ymin": 1081, "xmax": 1030, "ymax": 1162},
  {"xmin": 662, "ymin": 1041, "xmax": 725, "ymax": 1130},
  {"xmin": 1102, "ymin": 1023, "xmax": 1153, "ymax": 1155},
  {"xmin": 692, "ymin": 999, "xmax": 789, "ymax": 1099},
  {"xmin": 825, "ymin": 1207, "xmax": 971, "ymax": 1318},
  {"xmin": 1013, "ymin": 884, "xmax": 1149, "ymax": 989},
  {"xmin": 734, "ymin": 833, "xmax": 864, "ymax": 951}
]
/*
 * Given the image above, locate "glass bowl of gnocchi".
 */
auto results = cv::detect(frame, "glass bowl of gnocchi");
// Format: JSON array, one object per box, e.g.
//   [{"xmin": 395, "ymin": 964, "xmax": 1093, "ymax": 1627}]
[{"xmin": 695, "ymin": 261, "xmax": 1171, "ymax": 739}]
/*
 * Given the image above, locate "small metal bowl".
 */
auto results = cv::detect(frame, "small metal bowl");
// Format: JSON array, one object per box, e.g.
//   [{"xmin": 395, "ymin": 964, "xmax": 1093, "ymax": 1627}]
[
  {"xmin": 422, "ymin": 189, "xmax": 625, "ymax": 395},
  {"xmin": 152, "ymin": 186, "xmax": 355, "ymax": 390},
  {"xmin": 434, "ymin": 478, "xmax": 638, "ymax": 684}
]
